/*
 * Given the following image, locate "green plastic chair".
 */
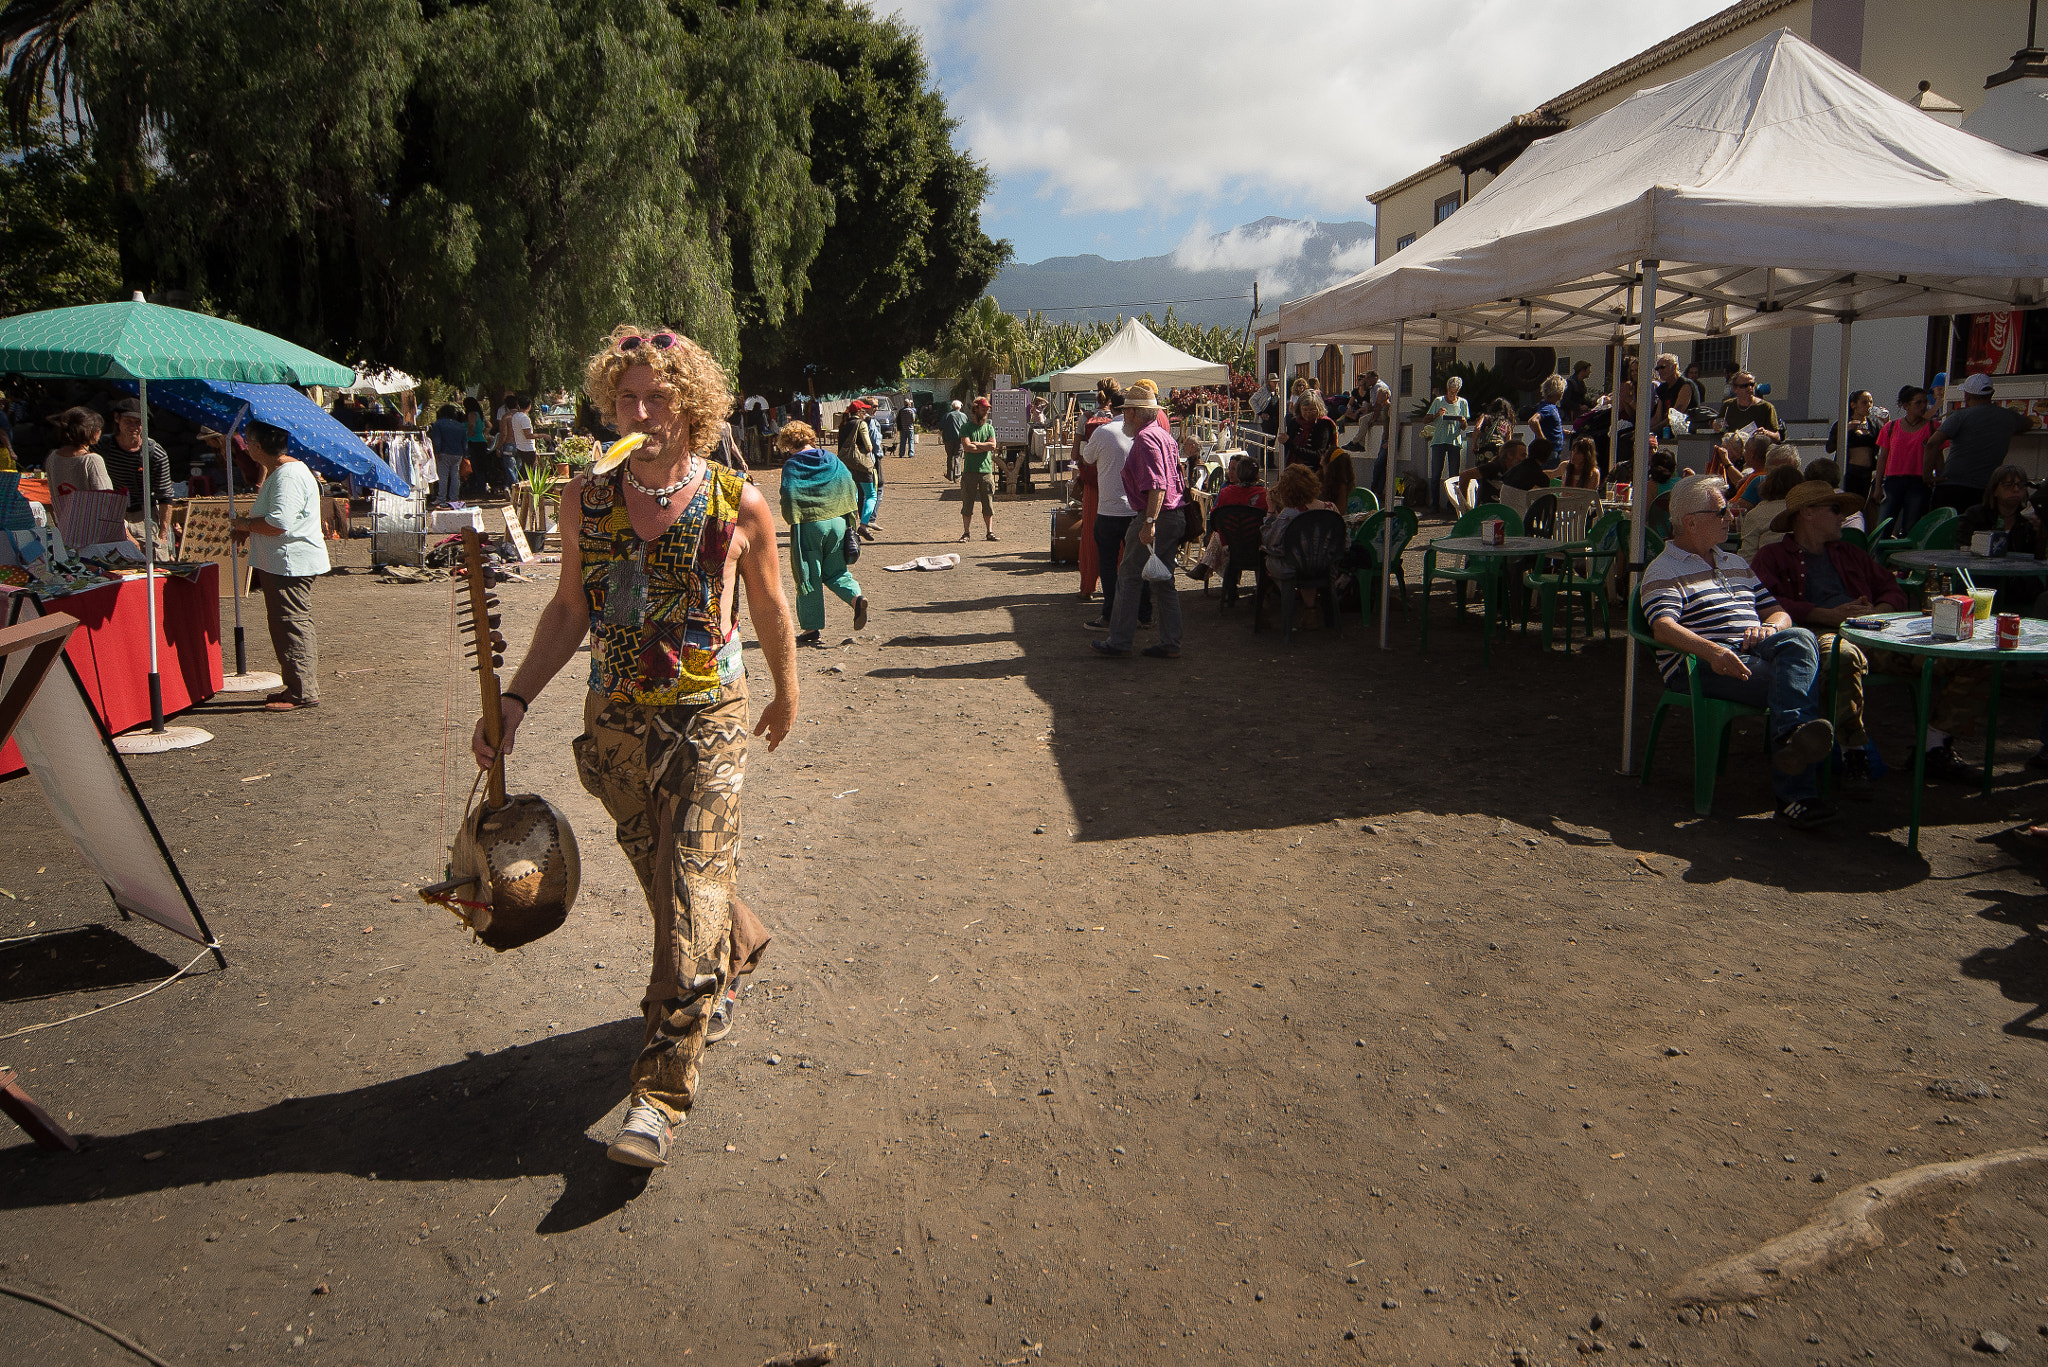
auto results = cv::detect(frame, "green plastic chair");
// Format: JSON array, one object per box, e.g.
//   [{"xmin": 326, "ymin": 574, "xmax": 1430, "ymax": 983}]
[
  {"xmin": 1352, "ymin": 507, "xmax": 1418, "ymax": 620},
  {"xmin": 1420, "ymin": 504, "xmax": 1524, "ymax": 652},
  {"xmin": 1838, "ymin": 526, "xmax": 1869, "ymax": 550},
  {"xmin": 1874, "ymin": 506, "xmax": 1955, "ymax": 564},
  {"xmin": 1886, "ymin": 507, "xmax": 1962, "ymax": 602},
  {"xmin": 1347, "ymin": 487, "xmax": 1379, "ymax": 516},
  {"xmin": 1524, "ymin": 510, "xmax": 1625, "ymax": 650},
  {"xmin": 1627, "ymin": 591, "xmax": 1768, "ymax": 815}
]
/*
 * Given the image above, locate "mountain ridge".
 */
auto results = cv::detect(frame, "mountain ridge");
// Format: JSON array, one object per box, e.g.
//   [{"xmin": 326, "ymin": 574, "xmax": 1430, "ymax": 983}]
[{"xmin": 988, "ymin": 218, "xmax": 1377, "ymax": 328}]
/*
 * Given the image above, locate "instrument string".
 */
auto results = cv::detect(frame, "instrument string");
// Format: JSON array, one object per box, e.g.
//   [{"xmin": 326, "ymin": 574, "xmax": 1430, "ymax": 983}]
[{"xmin": 438, "ymin": 573, "xmax": 459, "ymax": 859}]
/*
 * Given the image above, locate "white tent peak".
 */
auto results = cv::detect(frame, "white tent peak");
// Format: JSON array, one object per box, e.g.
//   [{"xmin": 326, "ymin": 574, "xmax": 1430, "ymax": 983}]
[
  {"xmin": 1049, "ymin": 316, "xmax": 1230, "ymax": 393},
  {"xmin": 1280, "ymin": 27, "xmax": 2048, "ymax": 347}
]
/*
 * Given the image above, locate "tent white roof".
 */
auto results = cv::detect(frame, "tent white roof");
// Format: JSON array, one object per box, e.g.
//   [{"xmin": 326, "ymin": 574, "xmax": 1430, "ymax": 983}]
[
  {"xmin": 347, "ymin": 366, "xmax": 417, "ymax": 395},
  {"xmin": 1278, "ymin": 29, "xmax": 2048, "ymax": 348},
  {"xmin": 1049, "ymin": 317, "xmax": 1230, "ymax": 392}
]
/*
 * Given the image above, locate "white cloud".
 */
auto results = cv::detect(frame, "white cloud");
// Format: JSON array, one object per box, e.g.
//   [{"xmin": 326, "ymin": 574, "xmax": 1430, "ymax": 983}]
[
  {"xmin": 888, "ymin": 0, "xmax": 1732, "ymax": 218},
  {"xmin": 1326, "ymin": 239, "xmax": 1379, "ymax": 279},
  {"xmin": 1170, "ymin": 218, "xmax": 1320, "ymax": 274}
]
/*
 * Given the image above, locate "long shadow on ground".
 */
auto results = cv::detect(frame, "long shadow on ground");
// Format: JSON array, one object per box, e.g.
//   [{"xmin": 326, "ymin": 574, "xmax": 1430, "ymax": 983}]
[
  {"xmin": 0, "ymin": 1021, "xmax": 648, "ymax": 1233},
  {"xmin": 866, "ymin": 561, "xmax": 2048, "ymax": 893}
]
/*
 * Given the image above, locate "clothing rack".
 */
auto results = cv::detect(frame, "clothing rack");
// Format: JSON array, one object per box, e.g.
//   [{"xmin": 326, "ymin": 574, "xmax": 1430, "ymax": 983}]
[{"xmin": 361, "ymin": 431, "xmax": 432, "ymax": 568}]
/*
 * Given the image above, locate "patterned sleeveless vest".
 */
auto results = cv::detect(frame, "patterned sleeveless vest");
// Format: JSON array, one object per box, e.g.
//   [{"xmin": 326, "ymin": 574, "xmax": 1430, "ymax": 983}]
[{"xmin": 580, "ymin": 463, "xmax": 747, "ymax": 706}]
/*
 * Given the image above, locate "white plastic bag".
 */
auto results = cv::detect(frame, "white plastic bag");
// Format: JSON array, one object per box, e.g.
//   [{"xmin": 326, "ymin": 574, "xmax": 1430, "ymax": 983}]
[
  {"xmin": 1142, "ymin": 549, "xmax": 1174, "ymax": 583},
  {"xmin": 1666, "ymin": 408, "xmax": 1691, "ymax": 436}
]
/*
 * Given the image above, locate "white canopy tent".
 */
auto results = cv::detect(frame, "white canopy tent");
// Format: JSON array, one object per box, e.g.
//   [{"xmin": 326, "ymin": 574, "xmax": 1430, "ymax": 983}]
[
  {"xmin": 1049, "ymin": 316, "xmax": 1230, "ymax": 393},
  {"xmin": 347, "ymin": 366, "xmax": 417, "ymax": 396},
  {"xmin": 1277, "ymin": 28, "xmax": 2048, "ymax": 769}
]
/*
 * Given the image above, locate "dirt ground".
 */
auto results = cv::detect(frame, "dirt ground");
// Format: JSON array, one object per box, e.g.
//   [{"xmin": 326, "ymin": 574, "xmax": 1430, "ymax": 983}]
[{"xmin": 2, "ymin": 434, "xmax": 2046, "ymax": 1367}]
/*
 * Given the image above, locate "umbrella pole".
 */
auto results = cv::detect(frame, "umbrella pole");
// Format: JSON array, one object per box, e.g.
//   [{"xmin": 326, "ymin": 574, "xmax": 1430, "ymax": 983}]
[
  {"xmin": 1622, "ymin": 261, "xmax": 1659, "ymax": 774},
  {"xmin": 1380, "ymin": 319, "xmax": 1405, "ymax": 649},
  {"xmin": 225, "ymin": 403, "xmax": 248, "ymax": 675},
  {"xmin": 141, "ymin": 377, "xmax": 165, "ymax": 733}
]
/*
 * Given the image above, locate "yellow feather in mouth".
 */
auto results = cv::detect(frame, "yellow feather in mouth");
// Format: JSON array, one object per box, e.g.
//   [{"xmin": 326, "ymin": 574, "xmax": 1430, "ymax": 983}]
[{"xmin": 589, "ymin": 431, "xmax": 649, "ymax": 476}]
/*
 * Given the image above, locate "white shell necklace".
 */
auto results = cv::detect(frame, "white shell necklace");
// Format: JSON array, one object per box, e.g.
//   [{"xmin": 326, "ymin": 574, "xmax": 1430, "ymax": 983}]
[{"xmin": 624, "ymin": 455, "xmax": 703, "ymax": 509}]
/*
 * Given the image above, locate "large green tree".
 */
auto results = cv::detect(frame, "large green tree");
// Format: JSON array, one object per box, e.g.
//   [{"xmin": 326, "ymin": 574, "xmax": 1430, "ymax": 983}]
[
  {"xmin": 1, "ymin": 0, "xmax": 998, "ymax": 394},
  {"xmin": 731, "ymin": 0, "xmax": 1008, "ymax": 393},
  {"xmin": 0, "ymin": 109, "xmax": 119, "ymax": 314}
]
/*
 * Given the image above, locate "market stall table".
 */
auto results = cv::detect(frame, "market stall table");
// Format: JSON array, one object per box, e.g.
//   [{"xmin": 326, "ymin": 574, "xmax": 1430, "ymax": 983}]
[
  {"xmin": 1832, "ymin": 610, "xmax": 2048, "ymax": 855},
  {"xmin": 1885, "ymin": 548, "xmax": 2048, "ymax": 594},
  {"xmin": 0, "ymin": 565, "xmax": 221, "ymax": 777},
  {"xmin": 1422, "ymin": 535, "xmax": 1564, "ymax": 667}
]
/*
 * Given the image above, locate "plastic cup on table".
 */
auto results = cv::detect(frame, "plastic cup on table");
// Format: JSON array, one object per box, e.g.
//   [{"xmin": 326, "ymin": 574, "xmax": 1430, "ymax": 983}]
[{"xmin": 1970, "ymin": 587, "xmax": 1997, "ymax": 621}]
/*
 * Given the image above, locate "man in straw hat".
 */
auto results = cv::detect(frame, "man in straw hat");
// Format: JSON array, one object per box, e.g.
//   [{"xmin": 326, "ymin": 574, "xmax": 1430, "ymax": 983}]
[
  {"xmin": 1751, "ymin": 479, "xmax": 1990, "ymax": 791},
  {"xmin": 1092, "ymin": 379, "xmax": 1189, "ymax": 660},
  {"xmin": 473, "ymin": 324, "xmax": 798, "ymax": 1170},
  {"xmin": 1642, "ymin": 474, "xmax": 1836, "ymax": 829}
]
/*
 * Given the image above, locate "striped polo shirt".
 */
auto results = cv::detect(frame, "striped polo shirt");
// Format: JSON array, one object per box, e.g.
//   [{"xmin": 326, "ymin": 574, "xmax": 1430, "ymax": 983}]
[{"xmin": 1641, "ymin": 544, "xmax": 1780, "ymax": 684}]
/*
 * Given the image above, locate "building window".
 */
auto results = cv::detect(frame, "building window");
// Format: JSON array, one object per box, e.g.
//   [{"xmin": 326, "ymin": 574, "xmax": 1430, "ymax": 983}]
[
  {"xmin": 1430, "ymin": 347, "xmax": 1459, "ymax": 394},
  {"xmin": 1399, "ymin": 365, "xmax": 1413, "ymax": 397},
  {"xmin": 1690, "ymin": 337, "xmax": 1735, "ymax": 379},
  {"xmin": 1395, "ymin": 232, "xmax": 1416, "ymax": 251},
  {"xmin": 1433, "ymin": 192, "xmax": 1460, "ymax": 225}
]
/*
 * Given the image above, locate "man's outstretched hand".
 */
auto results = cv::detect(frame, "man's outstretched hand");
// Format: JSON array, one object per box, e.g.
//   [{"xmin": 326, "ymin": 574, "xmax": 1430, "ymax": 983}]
[{"xmin": 754, "ymin": 694, "xmax": 795, "ymax": 751}]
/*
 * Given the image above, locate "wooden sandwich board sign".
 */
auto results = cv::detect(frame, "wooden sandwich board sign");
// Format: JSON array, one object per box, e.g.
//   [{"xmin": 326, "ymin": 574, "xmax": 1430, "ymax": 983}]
[{"xmin": 502, "ymin": 508, "xmax": 534, "ymax": 563}]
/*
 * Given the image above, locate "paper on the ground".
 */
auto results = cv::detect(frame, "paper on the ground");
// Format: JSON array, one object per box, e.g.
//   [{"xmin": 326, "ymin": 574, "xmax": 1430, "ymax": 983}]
[{"xmin": 884, "ymin": 554, "xmax": 962, "ymax": 572}]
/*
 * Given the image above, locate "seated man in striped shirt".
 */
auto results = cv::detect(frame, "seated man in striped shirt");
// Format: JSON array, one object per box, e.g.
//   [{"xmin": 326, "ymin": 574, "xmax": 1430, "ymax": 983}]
[{"xmin": 1642, "ymin": 474, "xmax": 1838, "ymax": 830}]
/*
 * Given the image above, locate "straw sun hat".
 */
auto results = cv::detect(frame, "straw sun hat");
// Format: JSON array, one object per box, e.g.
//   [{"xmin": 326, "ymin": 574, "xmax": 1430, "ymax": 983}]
[
  {"xmin": 1122, "ymin": 379, "xmax": 1163, "ymax": 412},
  {"xmin": 1770, "ymin": 480, "xmax": 1865, "ymax": 533}
]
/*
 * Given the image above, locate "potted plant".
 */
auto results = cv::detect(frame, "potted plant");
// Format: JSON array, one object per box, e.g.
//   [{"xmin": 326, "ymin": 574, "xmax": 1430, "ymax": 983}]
[{"xmin": 514, "ymin": 459, "xmax": 560, "ymax": 542}]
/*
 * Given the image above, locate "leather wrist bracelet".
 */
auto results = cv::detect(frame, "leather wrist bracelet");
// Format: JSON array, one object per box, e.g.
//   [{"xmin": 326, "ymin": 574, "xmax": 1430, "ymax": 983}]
[{"xmin": 501, "ymin": 690, "xmax": 531, "ymax": 713}]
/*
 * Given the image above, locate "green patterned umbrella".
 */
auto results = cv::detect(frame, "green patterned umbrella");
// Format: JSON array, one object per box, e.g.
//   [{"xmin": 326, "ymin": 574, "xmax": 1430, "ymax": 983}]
[
  {"xmin": 0, "ymin": 295, "xmax": 355, "ymax": 740},
  {"xmin": 0, "ymin": 294, "xmax": 354, "ymax": 385}
]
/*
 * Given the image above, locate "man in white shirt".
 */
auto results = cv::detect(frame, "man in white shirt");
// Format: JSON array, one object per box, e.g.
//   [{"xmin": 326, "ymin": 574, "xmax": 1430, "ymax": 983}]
[
  {"xmin": 1081, "ymin": 404, "xmax": 1148, "ymax": 632},
  {"xmin": 503, "ymin": 394, "xmax": 536, "ymax": 485}
]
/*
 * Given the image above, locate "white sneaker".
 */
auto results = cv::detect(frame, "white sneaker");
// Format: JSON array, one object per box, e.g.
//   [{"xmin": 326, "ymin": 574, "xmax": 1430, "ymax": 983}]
[{"xmin": 606, "ymin": 1101, "xmax": 674, "ymax": 1168}]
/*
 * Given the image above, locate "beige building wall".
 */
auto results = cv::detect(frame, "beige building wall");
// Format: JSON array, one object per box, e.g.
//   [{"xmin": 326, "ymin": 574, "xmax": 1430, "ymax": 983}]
[{"xmin": 1354, "ymin": 0, "xmax": 2036, "ymax": 432}]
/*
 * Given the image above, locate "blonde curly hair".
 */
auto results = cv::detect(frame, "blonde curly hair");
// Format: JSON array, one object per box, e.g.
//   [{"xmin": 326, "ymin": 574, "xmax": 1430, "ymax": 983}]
[{"xmin": 583, "ymin": 324, "xmax": 732, "ymax": 457}]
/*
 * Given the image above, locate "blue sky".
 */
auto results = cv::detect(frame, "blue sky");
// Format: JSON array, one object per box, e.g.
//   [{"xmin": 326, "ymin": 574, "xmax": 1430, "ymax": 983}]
[{"xmin": 889, "ymin": 0, "xmax": 1733, "ymax": 264}]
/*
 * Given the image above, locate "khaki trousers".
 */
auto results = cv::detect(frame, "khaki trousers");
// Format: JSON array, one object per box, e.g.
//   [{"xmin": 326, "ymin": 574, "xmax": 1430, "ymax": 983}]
[
  {"xmin": 572, "ymin": 683, "xmax": 769, "ymax": 1123},
  {"xmin": 1820, "ymin": 634, "xmax": 1990, "ymax": 749}
]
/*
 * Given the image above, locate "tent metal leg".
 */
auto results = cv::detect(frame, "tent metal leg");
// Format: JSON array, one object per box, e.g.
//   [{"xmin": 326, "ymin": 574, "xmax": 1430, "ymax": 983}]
[
  {"xmin": 1381, "ymin": 318, "xmax": 1405, "ymax": 649},
  {"xmin": 1622, "ymin": 260, "xmax": 1660, "ymax": 775}
]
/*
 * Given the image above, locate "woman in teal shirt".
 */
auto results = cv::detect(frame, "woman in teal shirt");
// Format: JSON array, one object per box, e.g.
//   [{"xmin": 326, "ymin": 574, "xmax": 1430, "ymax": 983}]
[{"xmin": 1424, "ymin": 376, "xmax": 1469, "ymax": 512}]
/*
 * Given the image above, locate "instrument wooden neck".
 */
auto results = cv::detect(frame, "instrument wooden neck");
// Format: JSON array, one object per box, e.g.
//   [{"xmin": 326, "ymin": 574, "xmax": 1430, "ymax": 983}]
[{"xmin": 460, "ymin": 528, "xmax": 507, "ymax": 809}]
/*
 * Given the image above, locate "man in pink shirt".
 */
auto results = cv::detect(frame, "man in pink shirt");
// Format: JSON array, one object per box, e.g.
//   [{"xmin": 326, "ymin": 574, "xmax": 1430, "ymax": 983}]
[{"xmin": 1093, "ymin": 379, "xmax": 1188, "ymax": 659}]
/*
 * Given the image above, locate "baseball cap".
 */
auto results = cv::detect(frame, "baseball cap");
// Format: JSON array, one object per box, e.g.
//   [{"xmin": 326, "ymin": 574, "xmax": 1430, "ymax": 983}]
[{"xmin": 1962, "ymin": 373, "xmax": 1995, "ymax": 396}]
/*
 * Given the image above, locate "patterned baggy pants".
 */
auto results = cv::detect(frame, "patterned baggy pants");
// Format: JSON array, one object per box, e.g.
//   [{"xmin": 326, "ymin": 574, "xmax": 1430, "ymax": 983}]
[{"xmin": 573, "ymin": 683, "xmax": 769, "ymax": 1124}]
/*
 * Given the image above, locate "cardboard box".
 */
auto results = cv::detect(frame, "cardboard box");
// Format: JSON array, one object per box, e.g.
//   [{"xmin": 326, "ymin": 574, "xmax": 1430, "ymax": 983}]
[{"xmin": 1930, "ymin": 594, "xmax": 1976, "ymax": 641}]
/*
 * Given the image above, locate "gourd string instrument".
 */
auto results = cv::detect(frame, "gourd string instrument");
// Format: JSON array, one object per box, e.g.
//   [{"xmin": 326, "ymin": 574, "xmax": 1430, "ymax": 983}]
[{"xmin": 417, "ymin": 526, "xmax": 582, "ymax": 949}]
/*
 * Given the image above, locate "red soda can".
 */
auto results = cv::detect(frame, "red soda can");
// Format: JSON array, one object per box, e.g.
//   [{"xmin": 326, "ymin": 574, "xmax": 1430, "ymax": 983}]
[{"xmin": 1997, "ymin": 613, "xmax": 2021, "ymax": 650}]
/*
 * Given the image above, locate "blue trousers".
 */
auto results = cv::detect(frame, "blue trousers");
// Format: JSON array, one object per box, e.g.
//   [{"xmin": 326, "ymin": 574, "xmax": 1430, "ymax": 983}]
[
  {"xmin": 1428, "ymin": 444, "xmax": 1461, "ymax": 508},
  {"xmin": 1697, "ymin": 627, "xmax": 1826, "ymax": 802},
  {"xmin": 1879, "ymin": 475, "xmax": 1928, "ymax": 538}
]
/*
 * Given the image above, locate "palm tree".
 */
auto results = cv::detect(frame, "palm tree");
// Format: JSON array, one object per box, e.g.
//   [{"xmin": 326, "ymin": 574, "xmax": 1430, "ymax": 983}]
[{"xmin": 936, "ymin": 294, "xmax": 1029, "ymax": 397}]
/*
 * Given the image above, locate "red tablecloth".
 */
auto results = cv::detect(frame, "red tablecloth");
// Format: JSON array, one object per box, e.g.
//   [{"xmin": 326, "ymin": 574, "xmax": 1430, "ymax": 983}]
[{"xmin": 1, "ymin": 565, "xmax": 221, "ymax": 776}]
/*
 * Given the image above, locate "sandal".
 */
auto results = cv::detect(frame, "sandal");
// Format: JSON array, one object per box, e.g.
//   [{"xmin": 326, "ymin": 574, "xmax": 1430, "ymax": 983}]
[{"xmin": 985, "ymin": 532, "xmax": 999, "ymax": 542}]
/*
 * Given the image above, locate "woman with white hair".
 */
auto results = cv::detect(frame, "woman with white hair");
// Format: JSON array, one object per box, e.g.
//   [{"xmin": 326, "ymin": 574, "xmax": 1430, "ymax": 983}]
[
  {"xmin": 1530, "ymin": 374, "xmax": 1568, "ymax": 469},
  {"xmin": 1424, "ymin": 375, "xmax": 1469, "ymax": 511}
]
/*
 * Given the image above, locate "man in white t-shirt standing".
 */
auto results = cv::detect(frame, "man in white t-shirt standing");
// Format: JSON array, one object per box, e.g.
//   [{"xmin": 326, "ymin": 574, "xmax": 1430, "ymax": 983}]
[
  {"xmin": 1081, "ymin": 401, "xmax": 1148, "ymax": 632},
  {"xmin": 504, "ymin": 394, "xmax": 537, "ymax": 486}
]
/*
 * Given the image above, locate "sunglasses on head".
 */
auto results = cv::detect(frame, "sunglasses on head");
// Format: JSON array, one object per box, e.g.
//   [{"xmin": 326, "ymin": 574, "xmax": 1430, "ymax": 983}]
[{"xmin": 619, "ymin": 332, "xmax": 680, "ymax": 352}]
